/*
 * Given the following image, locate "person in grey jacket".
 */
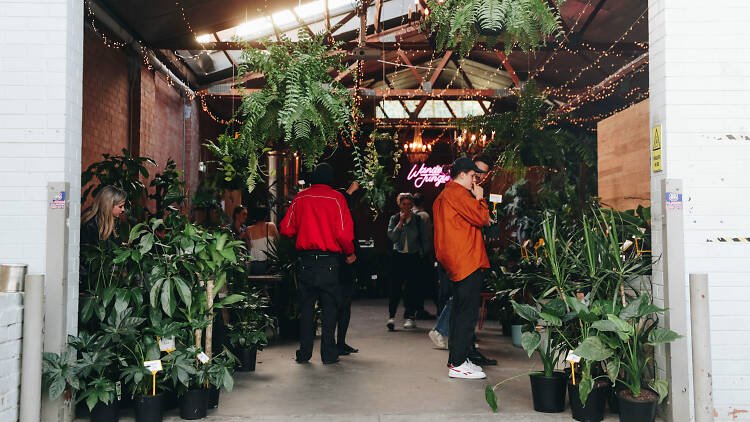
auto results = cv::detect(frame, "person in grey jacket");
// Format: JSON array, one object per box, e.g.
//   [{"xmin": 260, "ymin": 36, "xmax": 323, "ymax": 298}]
[{"xmin": 386, "ymin": 192, "xmax": 428, "ymax": 330}]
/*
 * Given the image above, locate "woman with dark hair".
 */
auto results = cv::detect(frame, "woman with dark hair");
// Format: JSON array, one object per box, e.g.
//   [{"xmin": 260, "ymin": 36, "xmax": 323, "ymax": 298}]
[
  {"xmin": 230, "ymin": 205, "xmax": 249, "ymax": 242},
  {"xmin": 246, "ymin": 207, "xmax": 279, "ymax": 275}
]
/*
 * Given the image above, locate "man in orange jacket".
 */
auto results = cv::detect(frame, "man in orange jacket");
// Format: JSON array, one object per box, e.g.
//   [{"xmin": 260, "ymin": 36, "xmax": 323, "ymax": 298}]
[{"xmin": 433, "ymin": 157, "xmax": 490, "ymax": 379}]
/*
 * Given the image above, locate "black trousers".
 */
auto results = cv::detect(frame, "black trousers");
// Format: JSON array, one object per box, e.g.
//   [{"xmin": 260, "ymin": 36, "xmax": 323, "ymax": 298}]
[
  {"xmin": 297, "ymin": 254, "xmax": 341, "ymax": 363},
  {"xmin": 337, "ymin": 256, "xmax": 355, "ymax": 346},
  {"xmin": 389, "ymin": 252, "xmax": 420, "ymax": 319},
  {"xmin": 448, "ymin": 269, "xmax": 483, "ymax": 367},
  {"xmin": 437, "ymin": 263, "xmax": 453, "ymax": 315}
]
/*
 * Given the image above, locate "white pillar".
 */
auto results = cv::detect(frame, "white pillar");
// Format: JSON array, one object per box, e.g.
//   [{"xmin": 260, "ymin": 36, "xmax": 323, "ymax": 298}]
[
  {"xmin": 649, "ymin": 1, "xmax": 750, "ymax": 420},
  {"xmin": 0, "ymin": 1, "xmax": 84, "ymax": 421}
]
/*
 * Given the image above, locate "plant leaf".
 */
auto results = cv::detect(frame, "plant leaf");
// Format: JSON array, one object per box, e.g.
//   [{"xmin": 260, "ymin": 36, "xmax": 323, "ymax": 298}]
[
  {"xmin": 606, "ymin": 359, "xmax": 620, "ymax": 384},
  {"xmin": 520, "ymin": 330, "xmax": 541, "ymax": 357},
  {"xmin": 650, "ymin": 379, "xmax": 669, "ymax": 404},
  {"xmin": 485, "ymin": 385, "xmax": 498, "ymax": 412},
  {"xmin": 539, "ymin": 312, "xmax": 562, "ymax": 327},
  {"xmin": 648, "ymin": 328, "xmax": 682, "ymax": 346},
  {"xmin": 574, "ymin": 336, "xmax": 613, "ymax": 361},
  {"xmin": 512, "ymin": 301, "xmax": 539, "ymax": 322},
  {"xmin": 578, "ymin": 374, "xmax": 594, "ymax": 406}
]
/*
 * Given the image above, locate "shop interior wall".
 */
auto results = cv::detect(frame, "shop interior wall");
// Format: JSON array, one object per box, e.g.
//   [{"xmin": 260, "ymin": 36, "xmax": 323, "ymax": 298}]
[
  {"xmin": 597, "ymin": 99, "xmax": 651, "ymax": 211},
  {"xmin": 82, "ymin": 27, "xmax": 206, "ymax": 214}
]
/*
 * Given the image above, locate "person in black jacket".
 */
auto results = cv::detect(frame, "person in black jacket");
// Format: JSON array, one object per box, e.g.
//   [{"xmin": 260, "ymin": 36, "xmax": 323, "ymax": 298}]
[{"xmin": 80, "ymin": 185, "xmax": 127, "ymax": 284}]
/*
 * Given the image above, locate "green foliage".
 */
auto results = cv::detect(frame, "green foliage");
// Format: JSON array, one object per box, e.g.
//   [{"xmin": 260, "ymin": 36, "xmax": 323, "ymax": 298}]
[
  {"xmin": 210, "ymin": 30, "xmax": 358, "ymax": 193},
  {"xmin": 149, "ymin": 159, "xmax": 186, "ymax": 217},
  {"xmin": 351, "ymin": 131, "xmax": 402, "ymax": 219},
  {"xmin": 81, "ymin": 148, "xmax": 156, "ymax": 226},
  {"xmin": 425, "ymin": 0, "xmax": 565, "ymax": 56},
  {"xmin": 42, "ymin": 351, "xmax": 81, "ymax": 401},
  {"xmin": 226, "ymin": 289, "xmax": 275, "ymax": 350}
]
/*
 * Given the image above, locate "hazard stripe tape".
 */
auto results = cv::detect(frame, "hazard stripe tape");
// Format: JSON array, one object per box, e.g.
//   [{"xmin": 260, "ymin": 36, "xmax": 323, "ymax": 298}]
[{"xmin": 707, "ymin": 237, "xmax": 750, "ymax": 243}]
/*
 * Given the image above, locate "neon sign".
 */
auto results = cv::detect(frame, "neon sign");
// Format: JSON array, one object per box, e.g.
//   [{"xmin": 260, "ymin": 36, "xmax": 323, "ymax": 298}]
[{"xmin": 407, "ymin": 163, "xmax": 451, "ymax": 188}]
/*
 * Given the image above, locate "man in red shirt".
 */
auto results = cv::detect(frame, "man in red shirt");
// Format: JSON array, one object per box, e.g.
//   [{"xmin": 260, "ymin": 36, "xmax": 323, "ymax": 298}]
[{"xmin": 280, "ymin": 163, "xmax": 356, "ymax": 364}]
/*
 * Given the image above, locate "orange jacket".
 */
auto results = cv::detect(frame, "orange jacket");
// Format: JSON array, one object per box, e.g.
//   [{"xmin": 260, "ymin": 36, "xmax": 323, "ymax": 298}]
[{"xmin": 433, "ymin": 181, "xmax": 490, "ymax": 281}]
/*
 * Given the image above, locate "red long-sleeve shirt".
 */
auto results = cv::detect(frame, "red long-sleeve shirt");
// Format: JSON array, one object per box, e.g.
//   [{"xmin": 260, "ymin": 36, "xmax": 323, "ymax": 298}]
[{"xmin": 280, "ymin": 184, "xmax": 355, "ymax": 255}]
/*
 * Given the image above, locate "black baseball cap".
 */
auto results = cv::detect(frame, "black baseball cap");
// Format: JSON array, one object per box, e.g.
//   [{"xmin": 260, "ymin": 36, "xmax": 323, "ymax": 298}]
[{"xmin": 452, "ymin": 157, "xmax": 487, "ymax": 174}]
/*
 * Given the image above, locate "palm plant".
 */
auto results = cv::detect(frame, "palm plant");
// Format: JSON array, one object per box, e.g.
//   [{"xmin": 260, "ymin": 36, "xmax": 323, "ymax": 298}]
[{"xmin": 425, "ymin": 0, "xmax": 565, "ymax": 56}]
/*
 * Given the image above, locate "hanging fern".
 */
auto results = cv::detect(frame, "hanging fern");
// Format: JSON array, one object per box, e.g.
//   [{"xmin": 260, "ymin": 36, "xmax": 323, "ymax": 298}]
[
  {"xmin": 425, "ymin": 0, "xmax": 565, "ymax": 56},
  {"xmin": 351, "ymin": 131, "xmax": 402, "ymax": 220},
  {"xmin": 206, "ymin": 30, "xmax": 359, "ymax": 193}
]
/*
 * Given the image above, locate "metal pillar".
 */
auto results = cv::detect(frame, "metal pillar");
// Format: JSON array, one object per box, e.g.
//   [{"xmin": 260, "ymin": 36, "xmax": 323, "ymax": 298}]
[
  {"xmin": 660, "ymin": 178, "xmax": 691, "ymax": 422},
  {"xmin": 690, "ymin": 274, "xmax": 714, "ymax": 422},
  {"xmin": 267, "ymin": 151, "xmax": 283, "ymax": 224},
  {"xmin": 41, "ymin": 182, "xmax": 72, "ymax": 422},
  {"xmin": 20, "ymin": 274, "xmax": 44, "ymax": 422}
]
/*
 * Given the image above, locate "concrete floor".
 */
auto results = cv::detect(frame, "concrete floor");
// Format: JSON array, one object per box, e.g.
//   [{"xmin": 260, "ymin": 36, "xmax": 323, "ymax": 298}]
[{"xmin": 99, "ymin": 299, "xmax": 625, "ymax": 421}]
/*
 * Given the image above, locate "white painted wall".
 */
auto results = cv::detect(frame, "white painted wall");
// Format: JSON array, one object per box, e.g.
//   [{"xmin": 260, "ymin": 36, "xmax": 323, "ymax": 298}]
[
  {"xmin": 0, "ymin": 0, "xmax": 83, "ymax": 420},
  {"xmin": 649, "ymin": 1, "xmax": 750, "ymax": 420},
  {"xmin": 0, "ymin": 294, "xmax": 23, "ymax": 422}
]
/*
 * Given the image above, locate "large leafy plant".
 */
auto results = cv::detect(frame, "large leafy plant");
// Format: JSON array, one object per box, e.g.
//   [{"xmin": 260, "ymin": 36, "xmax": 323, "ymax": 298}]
[
  {"xmin": 149, "ymin": 159, "xmax": 186, "ymax": 217},
  {"xmin": 227, "ymin": 289, "xmax": 274, "ymax": 350},
  {"xmin": 207, "ymin": 30, "xmax": 358, "ymax": 193},
  {"xmin": 425, "ymin": 0, "xmax": 565, "ymax": 56}
]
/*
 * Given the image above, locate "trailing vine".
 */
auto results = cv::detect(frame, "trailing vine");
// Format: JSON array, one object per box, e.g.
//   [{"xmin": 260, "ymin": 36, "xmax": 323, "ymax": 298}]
[
  {"xmin": 206, "ymin": 30, "xmax": 359, "ymax": 193},
  {"xmin": 352, "ymin": 131, "xmax": 402, "ymax": 219},
  {"xmin": 424, "ymin": 0, "xmax": 565, "ymax": 56}
]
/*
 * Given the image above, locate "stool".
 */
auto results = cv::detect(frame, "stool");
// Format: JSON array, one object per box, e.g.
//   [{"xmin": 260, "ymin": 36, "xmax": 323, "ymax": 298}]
[{"xmin": 478, "ymin": 292, "xmax": 494, "ymax": 330}]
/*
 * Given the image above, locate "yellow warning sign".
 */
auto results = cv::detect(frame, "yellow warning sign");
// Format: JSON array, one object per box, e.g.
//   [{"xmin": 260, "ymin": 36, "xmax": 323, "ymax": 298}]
[{"xmin": 652, "ymin": 125, "xmax": 662, "ymax": 172}]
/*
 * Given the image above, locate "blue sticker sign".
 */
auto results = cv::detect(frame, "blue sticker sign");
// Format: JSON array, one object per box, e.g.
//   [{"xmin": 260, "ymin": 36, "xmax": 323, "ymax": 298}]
[
  {"xmin": 665, "ymin": 192, "xmax": 682, "ymax": 210},
  {"xmin": 50, "ymin": 191, "xmax": 66, "ymax": 209}
]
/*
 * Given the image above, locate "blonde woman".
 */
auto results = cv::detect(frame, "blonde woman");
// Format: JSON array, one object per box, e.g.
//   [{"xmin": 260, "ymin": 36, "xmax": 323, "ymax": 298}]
[{"xmin": 81, "ymin": 185, "xmax": 127, "ymax": 247}]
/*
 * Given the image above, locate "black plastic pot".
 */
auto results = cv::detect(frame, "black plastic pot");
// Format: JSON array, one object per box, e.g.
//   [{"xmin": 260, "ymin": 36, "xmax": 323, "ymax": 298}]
[
  {"xmin": 607, "ymin": 382, "xmax": 626, "ymax": 414},
  {"xmin": 208, "ymin": 385, "xmax": 220, "ymax": 409},
  {"xmin": 179, "ymin": 388, "xmax": 209, "ymax": 420},
  {"xmin": 617, "ymin": 388, "xmax": 658, "ymax": 422},
  {"xmin": 133, "ymin": 394, "xmax": 162, "ymax": 422},
  {"xmin": 90, "ymin": 400, "xmax": 119, "ymax": 422},
  {"xmin": 238, "ymin": 347, "xmax": 258, "ymax": 372},
  {"xmin": 500, "ymin": 319, "xmax": 512, "ymax": 337},
  {"xmin": 163, "ymin": 390, "xmax": 178, "ymax": 411},
  {"xmin": 569, "ymin": 381, "xmax": 610, "ymax": 422},
  {"xmin": 529, "ymin": 372, "xmax": 567, "ymax": 413}
]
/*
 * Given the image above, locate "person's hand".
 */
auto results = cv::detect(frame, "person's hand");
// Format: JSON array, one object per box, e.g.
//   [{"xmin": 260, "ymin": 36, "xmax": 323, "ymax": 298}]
[
  {"xmin": 471, "ymin": 183, "xmax": 484, "ymax": 199},
  {"xmin": 345, "ymin": 254, "xmax": 357, "ymax": 264},
  {"xmin": 346, "ymin": 181, "xmax": 360, "ymax": 195}
]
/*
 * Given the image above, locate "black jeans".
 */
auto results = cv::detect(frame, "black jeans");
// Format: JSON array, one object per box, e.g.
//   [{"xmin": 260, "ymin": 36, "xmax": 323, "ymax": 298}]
[
  {"xmin": 448, "ymin": 269, "xmax": 483, "ymax": 367},
  {"xmin": 389, "ymin": 252, "xmax": 420, "ymax": 319},
  {"xmin": 297, "ymin": 254, "xmax": 341, "ymax": 363},
  {"xmin": 337, "ymin": 256, "xmax": 355, "ymax": 346}
]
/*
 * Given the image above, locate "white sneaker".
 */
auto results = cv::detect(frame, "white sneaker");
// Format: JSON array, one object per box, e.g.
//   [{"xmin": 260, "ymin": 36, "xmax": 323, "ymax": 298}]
[
  {"xmin": 404, "ymin": 318, "xmax": 416, "ymax": 329},
  {"xmin": 429, "ymin": 330, "xmax": 447, "ymax": 349},
  {"xmin": 449, "ymin": 361, "xmax": 486, "ymax": 379},
  {"xmin": 466, "ymin": 358, "xmax": 483, "ymax": 373},
  {"xmin": 387, "ymin": 318, "xmax": 395, "ymax": 331}
]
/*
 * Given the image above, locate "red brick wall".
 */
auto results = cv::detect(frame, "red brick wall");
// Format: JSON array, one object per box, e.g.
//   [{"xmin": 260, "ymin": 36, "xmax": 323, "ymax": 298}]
[
  {"xmin": 81, "ymin": 29, "xmax": 129, "ymax": 173},
  {"xmin": 597, "ymin": 100, "xmax": 651, "ymax": 211},
  {"xmin": 82, "ymin": 27, "xmax": 210, "ymax": 212}
]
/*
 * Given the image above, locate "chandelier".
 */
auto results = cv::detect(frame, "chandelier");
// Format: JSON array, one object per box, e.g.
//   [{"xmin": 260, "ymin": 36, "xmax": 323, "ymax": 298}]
[
  {"xmin": 403, "ymin": 128, "xmax": 432, "ymax": 163},
  {"xmin": 454, "ymin": 128, "xmax": 494, "ymax": 156}
]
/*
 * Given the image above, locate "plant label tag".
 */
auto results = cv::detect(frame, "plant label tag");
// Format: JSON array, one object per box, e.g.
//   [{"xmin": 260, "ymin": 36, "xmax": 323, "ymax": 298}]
[
  {"xmin": 197, "ymin": 352, "xmax": 210, "ymax": 364},
  {"xmin": 522, "ymin": 239, "xmax": 530, "ymax": 247},
  {"xmin": 620, "ymin": 240, "xmax": 634, "ymax": 252},
  {"xmin": 566, "ymin": 352, "xmax": 581, "ymax": 363},
  {"xmin": 489, "ymin": 194, "xmax": 503, "ymax": 203},
  {"xmin": 144, "ymin": 360, "xmax": 162, "ymax": 373},
  {"xmin": 371, "ymin": 274, "xmax": 378, "ymax": 280},
  {"xmin": 158, "ymin": 337, "xmax": 176, "ymax": 352}
]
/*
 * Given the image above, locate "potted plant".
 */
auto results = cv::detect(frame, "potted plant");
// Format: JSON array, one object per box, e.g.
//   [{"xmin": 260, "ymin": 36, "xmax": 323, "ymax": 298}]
[
  {"xmin": 227, "ymin": 290, "xmax": 273, "ymax": 372},
  {"xmin": 586, "ymin": 293, "xmax": 680, "ymax": 422},
  {"xmin": 205, "ymin": 30, "xmax": 357, "ymax": 194},
  {"xmin": 205, "ymin": 350, "xmax": 237, "ymax": 408},
  {"xmin": 163, "ymin": 345, "xmax": 209, "ymax": 420}
]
